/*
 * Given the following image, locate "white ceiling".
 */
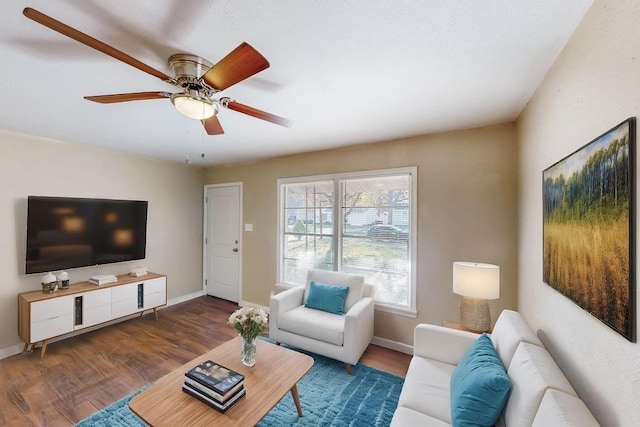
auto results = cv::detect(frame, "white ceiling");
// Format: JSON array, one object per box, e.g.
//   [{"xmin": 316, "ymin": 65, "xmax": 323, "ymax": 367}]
[{"xmin": 1, "ymin": 0, "xmax": 593, "ymax": 166}]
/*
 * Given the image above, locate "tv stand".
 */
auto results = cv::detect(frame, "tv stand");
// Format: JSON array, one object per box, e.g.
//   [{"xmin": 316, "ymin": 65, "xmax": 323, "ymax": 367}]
[{"xmin": 18, "ymin": 272, "xmax": 167, "ymax": 359}]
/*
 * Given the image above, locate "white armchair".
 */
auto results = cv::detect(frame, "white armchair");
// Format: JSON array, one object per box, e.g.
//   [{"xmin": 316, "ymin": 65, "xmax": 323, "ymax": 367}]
[{"xmin": 269, "ymin": 269, "xmax": 375, "ymax": 374}]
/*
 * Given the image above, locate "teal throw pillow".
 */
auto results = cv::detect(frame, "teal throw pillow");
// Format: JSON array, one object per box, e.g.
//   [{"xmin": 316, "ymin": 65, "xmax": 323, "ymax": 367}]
[
  {"xmin": 305, "ymin": 281, "xmax": 349, "ymax": 315},
  {"xmin": 450, "ymin": 333, "xmax": 511, "ymax": 427}
]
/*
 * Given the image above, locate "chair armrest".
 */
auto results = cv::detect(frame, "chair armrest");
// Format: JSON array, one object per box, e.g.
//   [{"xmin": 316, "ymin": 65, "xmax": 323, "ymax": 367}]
[
  {"xmin": 345, "ymin": 297, "xmax": 374, "ymax": 331},
  {"xmin": 343, "ymin": 297, "xmax": 375, "ymax": 364},
  {"xmin": 270, "ymin": 286, "xmax": 305, "ymax": 316},
  {"xmin": 269, "ymin": 286, "xmax": 305, "ymax": 334},
  {"xmin": 414, "ymin": 324, "xmax": 479, "ymax": 365}
]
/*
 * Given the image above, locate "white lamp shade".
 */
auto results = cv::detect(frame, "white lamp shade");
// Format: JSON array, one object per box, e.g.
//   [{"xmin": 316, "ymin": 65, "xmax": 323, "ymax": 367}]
[{"xmin": 453, "ymin": 261, "xmax": 500, "ymax": 300}]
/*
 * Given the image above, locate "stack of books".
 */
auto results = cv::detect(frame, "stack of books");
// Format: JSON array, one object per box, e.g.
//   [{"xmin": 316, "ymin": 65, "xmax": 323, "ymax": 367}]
[
  {"xmin": 88, "ymin": 274, "xmax": 118, "ymax": 286},
  {"xmin": 182, "ymin": 360, "xmax": 245, "ymax": 413}
]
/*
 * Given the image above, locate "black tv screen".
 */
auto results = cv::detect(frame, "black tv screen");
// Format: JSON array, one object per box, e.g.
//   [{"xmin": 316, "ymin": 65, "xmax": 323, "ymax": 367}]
[{"xmin": 25, "ymin": 196, "xmax": 148, "ymax": 274}]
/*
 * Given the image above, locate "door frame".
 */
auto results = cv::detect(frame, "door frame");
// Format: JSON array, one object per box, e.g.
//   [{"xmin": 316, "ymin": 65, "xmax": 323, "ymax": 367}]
[{"xmin": 203, "ymin": 182, "xmax": 243, "ymax": 299}]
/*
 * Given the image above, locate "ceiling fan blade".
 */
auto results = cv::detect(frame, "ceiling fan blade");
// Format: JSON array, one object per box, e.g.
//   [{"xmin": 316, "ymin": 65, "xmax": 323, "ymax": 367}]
[
  {"xmin": 23, "ymin": 7, "xmax": 172, "ymax": 82},
  {"xmin": 202, "ymin": 116, "xmax": 225, "ymax": 135},
  {"xmin": 225, "ymin": 100, "xmax": 293, "ymax": 127},
  {"xmin": 202, "ymin": 43, "xmax": 269, "ymax": 91},
  {"xmin": 84, "ymin": 92, "xmax": 171, "ymax": 103}
]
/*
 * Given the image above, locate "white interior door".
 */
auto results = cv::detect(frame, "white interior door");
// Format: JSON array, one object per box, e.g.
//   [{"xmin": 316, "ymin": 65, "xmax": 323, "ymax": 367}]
[{"xmin": 204, "ymin": 184, "xmax": 242, "ymax": 302}]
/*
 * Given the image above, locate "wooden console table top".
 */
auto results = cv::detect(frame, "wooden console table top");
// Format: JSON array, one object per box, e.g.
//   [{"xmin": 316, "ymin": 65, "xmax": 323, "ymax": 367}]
[
  {"xmin": 129, "ymin": 337, "xmax": 314, "ymax": 426},
  {"xmin": 19, "ymin": 272, "xmax": 165, "ymax": 302}
]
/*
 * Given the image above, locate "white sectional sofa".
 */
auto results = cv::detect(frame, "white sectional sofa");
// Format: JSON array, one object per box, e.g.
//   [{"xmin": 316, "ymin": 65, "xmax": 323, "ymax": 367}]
[{"xmin": 391, "ymin": 310, "xmax": 599, "ymax": 426}]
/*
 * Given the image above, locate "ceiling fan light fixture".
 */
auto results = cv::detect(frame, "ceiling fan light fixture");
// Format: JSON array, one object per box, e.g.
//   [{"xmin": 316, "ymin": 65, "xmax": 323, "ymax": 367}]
[{"xmin": 171, "ymin": 93, "xmax": 217, "ymax": 120}]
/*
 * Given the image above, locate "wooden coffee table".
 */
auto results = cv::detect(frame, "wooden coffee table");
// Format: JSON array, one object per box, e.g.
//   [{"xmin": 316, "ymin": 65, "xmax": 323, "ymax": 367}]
[{"xmin": 129, "ymin": 336, "xmax": 314, "ymax": 426}]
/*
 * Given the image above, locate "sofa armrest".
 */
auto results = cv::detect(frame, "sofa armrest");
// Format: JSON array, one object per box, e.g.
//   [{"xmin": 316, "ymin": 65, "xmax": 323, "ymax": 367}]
[{"xmin": 414, "ymin": 324, "xmax": 479, "ymax": 365}]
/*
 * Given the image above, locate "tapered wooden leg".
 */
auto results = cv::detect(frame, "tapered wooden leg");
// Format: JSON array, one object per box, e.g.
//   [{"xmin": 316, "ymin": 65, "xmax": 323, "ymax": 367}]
[
  {"xmin": 40, "ymin": 340, "xmax": 48, "ymax": 360},
  {"xmin": 153, "ymin": 307, "xmax": 159, "ymax": 322},
  {"xmin": 23, "ymin": 342, "xmax": 29, "ymax": 352},
  {"xmin": 290, "ymin": 384, "xmax": 303, "ymax": 417},
  {"xmin": 345, "ymin": 363, "xmax": 353, "ymax": 375}
]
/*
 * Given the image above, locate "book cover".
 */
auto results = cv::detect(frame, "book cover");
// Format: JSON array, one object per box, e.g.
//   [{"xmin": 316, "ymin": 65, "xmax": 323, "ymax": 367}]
[
  {"xmin": 185, "ymin": 360, "xmax": 244, "ymax": 395},
  {"xmin": 182, "ymin": 383, "xmax": 246, "ymax": 413},
  {"xmin": 184, "ymin": 376, "xmax": 244, "ymax": 403}
]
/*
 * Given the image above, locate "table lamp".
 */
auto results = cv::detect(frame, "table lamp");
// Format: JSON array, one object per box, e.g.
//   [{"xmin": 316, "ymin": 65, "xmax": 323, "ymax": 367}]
[{"xmin": 453, "ymin": 261, "xmax": 500, "ymax": 332}]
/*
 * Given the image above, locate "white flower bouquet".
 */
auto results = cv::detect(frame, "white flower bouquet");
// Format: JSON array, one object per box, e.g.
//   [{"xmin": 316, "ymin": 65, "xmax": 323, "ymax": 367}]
[{"xmin": 228, "ymin": 307, "xmax": 268, "ymax": 341}]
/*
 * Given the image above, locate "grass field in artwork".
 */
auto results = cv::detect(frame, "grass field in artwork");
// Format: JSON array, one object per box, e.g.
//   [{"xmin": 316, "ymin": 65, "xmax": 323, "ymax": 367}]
[
  {"xmin": 543, "ymin": 217, "xmax": 629, "ymax": 334},
  {"xmin": 543, "ymin": 119, "xmax": 633, "ymax": 339}
]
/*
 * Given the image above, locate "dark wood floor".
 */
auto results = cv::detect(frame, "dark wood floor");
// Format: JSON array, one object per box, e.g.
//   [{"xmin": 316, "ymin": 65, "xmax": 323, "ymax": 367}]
[{"xmin": 0, "ymin": 296, "xmax": 411, "ymax": 426}]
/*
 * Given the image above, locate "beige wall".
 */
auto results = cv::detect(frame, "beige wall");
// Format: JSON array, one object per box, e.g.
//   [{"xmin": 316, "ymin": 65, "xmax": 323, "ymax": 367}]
[
  {"xmin": 517, "ymin": 0, "xmax": 640, "ymax": 424},
  {"xmin": 0, "ymin": 130, "xmax": 204, "ymax": 356},
  {"xmin": 205, "ymin": 123, "xmax": 518, "ymax": 345}
]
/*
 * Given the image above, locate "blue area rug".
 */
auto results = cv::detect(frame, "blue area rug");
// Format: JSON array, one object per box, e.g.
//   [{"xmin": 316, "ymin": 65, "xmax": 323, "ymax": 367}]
[
  {"xmin": 76, "ymin": 348, "xmax": 403, "ymax": 426},
  {"xmin": 76, "ymin": 386, "xmax": 149, "ymax": 427}
]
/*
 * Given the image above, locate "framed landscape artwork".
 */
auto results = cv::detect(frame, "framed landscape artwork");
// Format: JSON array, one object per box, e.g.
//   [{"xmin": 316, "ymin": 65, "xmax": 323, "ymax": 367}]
[{"xmin": 543, "ymin": 118, "xmax": 636, "ymax": 341}]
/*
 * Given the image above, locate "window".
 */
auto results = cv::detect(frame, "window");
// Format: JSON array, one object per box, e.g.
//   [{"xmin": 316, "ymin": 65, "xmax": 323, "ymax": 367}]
[{"xmin": 278, "ymin": 167, "xmax": 417, "ymax": 316}]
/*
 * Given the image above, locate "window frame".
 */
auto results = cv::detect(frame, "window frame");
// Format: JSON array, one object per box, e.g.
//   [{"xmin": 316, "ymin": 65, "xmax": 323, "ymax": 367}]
[{"xmin": 277, "ymin": 167, "xmax": 417, "ymax": 317}]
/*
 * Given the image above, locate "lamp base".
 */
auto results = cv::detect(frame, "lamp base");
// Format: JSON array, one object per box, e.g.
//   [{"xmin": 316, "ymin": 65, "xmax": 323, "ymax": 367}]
[{"xmin": 459, "ymin": 296, "xmax": 491, "ymax": 333}]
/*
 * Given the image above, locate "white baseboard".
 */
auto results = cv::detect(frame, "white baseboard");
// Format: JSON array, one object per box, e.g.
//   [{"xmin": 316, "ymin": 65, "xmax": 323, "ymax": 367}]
[
  {"xmin": 371, "ymin": 335, "xmax": 413, "ymax": 355},
  {"xmin": 239, "ymin": 299, "xmax": 269, "ymax": 313},
  {"xmin": 168, "ymin": 290, "xmax": 204, "ymax": 306},
  {"xmin": 0, "ymin": 343, "xmax": 25, "ymax": 360}
]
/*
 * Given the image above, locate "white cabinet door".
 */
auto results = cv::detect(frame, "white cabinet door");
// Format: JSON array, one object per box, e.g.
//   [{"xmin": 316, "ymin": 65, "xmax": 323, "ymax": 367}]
[
  {"xmin": 143, "ymin": 277, "xmax": 167, "ymax": 310},
  {"xmin": 31, "ymin": 296, "xmax": 74, "ymax": 342},
  {"xmin": 75, "ymin": 288, "xmax": 112, "ymax": 329},
  {"xmin": 111, "ymin": 283, "xmax": 139, "ymax": 318}
]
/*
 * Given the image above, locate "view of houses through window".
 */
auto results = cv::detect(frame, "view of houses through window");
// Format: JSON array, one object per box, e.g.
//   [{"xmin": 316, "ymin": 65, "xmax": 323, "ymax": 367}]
[{"xmin": 279, "ymin": 168, "xmax": 416, "ymax": 314}]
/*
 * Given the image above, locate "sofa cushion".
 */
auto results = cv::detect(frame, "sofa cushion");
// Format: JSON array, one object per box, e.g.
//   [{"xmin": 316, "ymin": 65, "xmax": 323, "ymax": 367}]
[
  {"xmin": 490, "ymin": 309, "xmax": 543, "ymax": 370},
  {"xmin": 397, "ymin": 356, "xmax": 456, "ymax": 424},
  {"xmin": 532, "ymin": 389, "xmax": 600, "ymax": 427},
  {"xmin": 390, "ymin": 407, "xmax": 451, "ymax": 427},
  {"xmin": 502, "ymin": 342, "xmax": 577, "ymax": 427},
  {"xmin": 305, "ymin": 269, "xmax": 364, "ymax": 312},
  {"xmin": 277, "ymin": 306, "xmax": 345, "ymax": 345},
  {"xmin": 305, "ymin": 281, "xmax": 349, "ymax": 314},
  {"xmin": 450, "ymin": 334, "xmax": 511, "ymax": 427}
]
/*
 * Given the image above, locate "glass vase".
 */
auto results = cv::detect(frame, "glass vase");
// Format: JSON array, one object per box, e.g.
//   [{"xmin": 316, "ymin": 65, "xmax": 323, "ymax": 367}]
[{"xmin": 241, "ymin": 336, "xmax": 257, "ymax": 367}]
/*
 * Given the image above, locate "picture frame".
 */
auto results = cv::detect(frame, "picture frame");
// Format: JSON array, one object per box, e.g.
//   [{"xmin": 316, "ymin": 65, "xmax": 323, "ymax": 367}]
[{"xmin": 543, "ymin": 118, "xmax": 636, "ymax": 341}]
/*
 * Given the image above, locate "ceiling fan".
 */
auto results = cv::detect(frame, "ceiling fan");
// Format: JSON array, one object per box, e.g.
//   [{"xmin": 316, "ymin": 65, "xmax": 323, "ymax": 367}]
[{"xmin": 23, "ymin": 7, "xmax": 292, "ymax": 135}]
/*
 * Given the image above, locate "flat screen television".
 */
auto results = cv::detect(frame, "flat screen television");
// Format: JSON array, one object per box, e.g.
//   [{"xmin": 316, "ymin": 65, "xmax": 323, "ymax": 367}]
[{"xmin": 25, "ymin": 196, "xmax": 148, "ymax": 274}]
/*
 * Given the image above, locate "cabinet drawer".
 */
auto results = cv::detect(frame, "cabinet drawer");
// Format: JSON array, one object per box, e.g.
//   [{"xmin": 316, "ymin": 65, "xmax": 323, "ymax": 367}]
[
  {"xmin": 144, "ymin": 292, "xmax": 165, "ymax": 309},
  {"xmin": 80, "ymin": 288, "xmax": 112, "ymax": 309},
  {"xmin": 32, "ymin": 296, "xmax": 73, "ymax": 322},
  {"xmin": 30, "ymin": 296, "xmax": 73, "ymax": 342},
  {"xmin": 143, "ymin": 277, "xmax": 166, "ymax": 309},
  {"xmin": 112, "ymin": 299, "xmax": 139, "ymax": 319},
  {"xmin": 143, "ymin": 277, "xmax": 165, "ymax": 295},
  {"xmin": 78, "ymin": 304, "xmax": 112, "ymax": 329},
  {"xmin": 31, "ymin": 314, "xmax": 73, "ymax": 342},
  {"xmin": 111, "ymin": 283, "xmax": 138, "ymax": 303}
]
